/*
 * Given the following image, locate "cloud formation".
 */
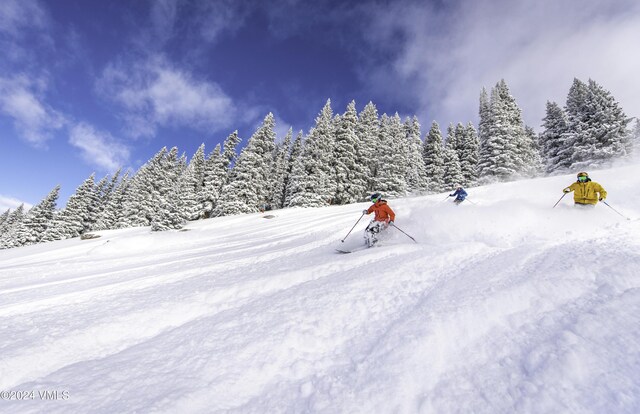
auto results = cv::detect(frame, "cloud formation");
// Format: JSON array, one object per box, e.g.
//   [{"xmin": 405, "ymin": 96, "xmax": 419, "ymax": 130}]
[
  {"xmin": 363, "ymin": 0, "xmax": 640, "ymax": 129},
  {"xmin": 69, "ymin": 123, "xmax": 130, "ymax": 172},
  {"xmin": 98, "ymin": 56, "xmax": 240, "ymax": 138},
  {"xmin": 0, "ymin": 195, "xmax": 31, "ymax": 212},
  {"xmin": 0, "ymin": 76, "xmax": 66, "ymax": 147}
]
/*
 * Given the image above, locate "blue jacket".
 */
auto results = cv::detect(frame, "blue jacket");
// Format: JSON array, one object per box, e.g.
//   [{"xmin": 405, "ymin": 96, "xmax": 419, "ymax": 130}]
[{"xmin": 450, "ymin": 188, "xmax": 467, "ymax": 200}]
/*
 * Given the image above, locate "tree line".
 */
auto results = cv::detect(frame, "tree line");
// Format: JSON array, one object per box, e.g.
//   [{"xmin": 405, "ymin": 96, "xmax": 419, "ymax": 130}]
[{"xmin": 1, "ymin": 77, "xmax": 637, "ymax": 249}]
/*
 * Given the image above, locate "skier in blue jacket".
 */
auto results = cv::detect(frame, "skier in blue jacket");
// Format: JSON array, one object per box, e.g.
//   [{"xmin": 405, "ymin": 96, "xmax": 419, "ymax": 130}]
[{"xmin": 449, "ymin": 185, "xmax": 468, "ymax": 205}]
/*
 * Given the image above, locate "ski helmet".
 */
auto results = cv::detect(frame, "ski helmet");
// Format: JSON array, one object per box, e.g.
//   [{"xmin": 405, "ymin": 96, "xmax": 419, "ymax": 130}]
[
  {"xmin": 577, "ymin": 171, "xmax": 589, "ymax": 182},
  {"xmin": 370, "ymin": 193, "xmax": 382, "ymax": 202}
]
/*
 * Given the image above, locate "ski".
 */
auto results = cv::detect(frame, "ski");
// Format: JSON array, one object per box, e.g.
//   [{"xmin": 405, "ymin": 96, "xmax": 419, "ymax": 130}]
[{"xmin": 335, "ymin": 245, "xmax": 370, "ymax": 254}]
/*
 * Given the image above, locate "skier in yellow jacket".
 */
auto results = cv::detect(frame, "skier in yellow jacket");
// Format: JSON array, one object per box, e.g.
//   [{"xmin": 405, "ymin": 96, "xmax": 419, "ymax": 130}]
[{"xmin": 563, "ymin": 172, "xmax": 607, "ymax": 206}]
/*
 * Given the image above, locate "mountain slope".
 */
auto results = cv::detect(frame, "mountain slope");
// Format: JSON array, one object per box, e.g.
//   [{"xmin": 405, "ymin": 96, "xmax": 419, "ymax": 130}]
[{"xmin": 1, "ymin": 164, "xmax": 639, "ymax": 413}]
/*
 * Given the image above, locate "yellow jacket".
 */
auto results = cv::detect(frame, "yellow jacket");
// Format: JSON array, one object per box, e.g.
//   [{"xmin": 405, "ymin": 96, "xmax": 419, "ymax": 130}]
[{"xmin": 563, "ymin": 181, "xmax": 607, "ymax": 205}]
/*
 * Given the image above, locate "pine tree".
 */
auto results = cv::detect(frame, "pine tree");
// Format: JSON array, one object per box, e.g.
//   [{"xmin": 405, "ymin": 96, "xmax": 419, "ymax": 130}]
[
  {"xmin": 222, "ymin": 130, "xmax": 241, "ymax": 170},
  {"xmin": 442, "ymin": 146, "xmax": 464, "ymax": 191},
  {"xmin": 117, "ymin": 147, "xmax": 169, "ymax": 228},
  {"xmin": 333, "ymin": 101, "xmax": 368, "ymax": 204},
  {"xmin": 181, "ymin": 143, "xmax": 207, "ymax": 220},
  {"xmin": 372, "ymin": 113, "xmax": 407, "ymax": 198},
  {"xmin": 423, "ymin": 121, "xmax": 446, "ymax": 193},
  {"xmin": 632, "ymin": 118, "xmax": 640, "ymax": 155},
  {"xmin": 586, "ymin": 79, "xmax": 631, "ymax": 164},
  {"xmin": 457, "ymin": 122, "xmax": 480, "ymax": 186},
  {"xmin": 284, "ymin": 131, "xmax": 304, "ymax": 207},
  {"xmin": 404, "ymin": 116, "xmax": 429, "ymax": 193},
  {"xmin": 478, "ymin": 80, "xmax": 536, "ymax": 180},
  {"xmin": 200, "ymin": 145, "xmax": 227, "ymax": 217},
  {"xmin": 89, "ymin": 169, "xmax": 122, "ymax": 231},
  {"xmin": 216, "ymin": 113, "xmax": 276, "ymax": 215},
  {"xmin": 478, "ymin": 87, "xmax": 490, "ymax": 148},
  {"xmin": 0, "ymin": 209, "xmax": 9, "ymax": 231},
  {"xmin": 357, "ymin": 101, "xmax": 381, "ymax": 192},
  {"xmin": 556, "ymin": 78, "xmax": 589, "ymax": 169},
  {"xmin": 93, "ymin": 172, "xmax": 131, "ymax": 230},
  {"xmin": 540, "ymin": 101, "xmax": 570, "ymax": 173},
  {"xmin": 287, "ymin": 100, "xmax": 336, "ymax": 207},
  {"xmin": 269, "ymin": 128, "xmax": 293, "ymax": 209},
  {"xmin": 9, "ymin": 186, "xmax": 59, "ymax": 247},
  {"xmin": 0, "ymin": 204, "xmax": 25, "ymax": 248},
  {"xmin": 42, "ymin": 175, "xmax": 97, "ymax": 241},
  {"xmin": 446, "ymin": 123, "xmax": 458, "ymax": 152}
]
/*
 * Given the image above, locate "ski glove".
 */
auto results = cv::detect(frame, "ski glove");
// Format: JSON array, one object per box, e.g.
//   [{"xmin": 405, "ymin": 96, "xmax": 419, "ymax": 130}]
[
  {"xmin": 362, "ymin": 209, "xmax": 368, "ymax": 214},
  {"xmin": 599, "ymin": 197, "xmax": 605, "ymax": 201},
  {"xmin": 563, "ymin": 189, "xmax": 571, "ymax": 193}
]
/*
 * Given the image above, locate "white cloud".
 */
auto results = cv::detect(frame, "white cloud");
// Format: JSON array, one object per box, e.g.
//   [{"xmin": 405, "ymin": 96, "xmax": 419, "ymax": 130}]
[
  {"xmin": 98, "ymin": 56, "xmax": 240, "ymax": 138},
  {"xmin": 69, "ymin": 123, "xmax": 130, "ymax": 171},
  {"xmin": 0, "ymin": 76, "xmax": 66, "ymax": 147},
  {"xmin": 0, "ymin": 0, "xmax": 48, "ymax": 37},
  {"xmin": 364, "ymin": 0, "xmax": 640, "ymax": 130},
  {"xmin": 0, "ymin": 195, "xmax": 31, "ymax": 212}
]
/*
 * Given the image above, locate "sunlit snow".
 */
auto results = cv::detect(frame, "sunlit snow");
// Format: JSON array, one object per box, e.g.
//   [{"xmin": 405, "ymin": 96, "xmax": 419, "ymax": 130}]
[{"xmin": 1, "ymin": 164, "xmax": 639, "ymax": 413}]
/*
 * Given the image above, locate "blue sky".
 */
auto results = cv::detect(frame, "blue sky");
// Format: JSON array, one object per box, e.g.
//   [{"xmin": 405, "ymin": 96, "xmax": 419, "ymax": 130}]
[{"xmin": 2, "ymin": 0, "xmax": 639, "ymax": 211}]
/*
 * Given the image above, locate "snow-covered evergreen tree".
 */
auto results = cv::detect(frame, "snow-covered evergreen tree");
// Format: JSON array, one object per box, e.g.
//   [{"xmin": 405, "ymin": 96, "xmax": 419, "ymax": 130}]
[
  {"xmin": 269, "ymin": 128, "xmax": 293, "ymax": 209},
  {"xmin": 478, "ymin": 79, "xmax": 538, "ymax": 180},
  {"xmin": 456, "ymin": 122, "xmax": 480, "ymax": 186},
  {"xmin": 200, "ymin": 145, "xmax": 227, "ymax": 217},
  {"xmin": 357, "ymin": 101, "xmax": 380, "ymax": 192},
  {"xmin": 151, "ymin": 173, "xmax": 190, "ymax": 232},
  {"xmin": 0, "ymin": 204, "xmax": 25, "ymax": 248},
  {"xmin": 93, "ymin": 172, "xmax": 131, "ymax": 230},
  {"xmin": 540, "ymin": 101, "xmax": 570, "ymax": 173},
  {"xmin": 0, "ymin": 208, "xmax": 9, "ymax": 231},
  {"xmin": 181, "ymin": 143, "xmax": 207, "ymax": 220},
  {"xmin": 222, "ymin": 130, "xmax": 241, "ymax": 170},
  {"xmin": 287, "ymin": 100, "xmax": 336, "ymax": 207},
  {"xmin": 7, "ymin": 186, "xmax": 59, "ymax": 247},
  {"xmin": 333, "ymin": 101, "xmax": 368, "ymax": 204},
  {"xmin": 632, "ymin": 118, "xmax": 640, "ymax": 155},
  {"xmin": 557, "ymin": 78, "xmax": 630, "ymax": 169},
  {"xmin": 372, "ymin": 113, "xmax": 408, "ymax": 198},
  {"xmin": 442, "ymin": 145, "xmax": 464, "ymax": 191},
  {"xmin": 478, "ymin": 87, "xmax": 490, "ymax": 148},
  {"xmin": 89, "ymin": 169, "xmax": 122, "ymax": 231},
  {"xmin": 216, "ymin": 113, "xmax": 277, "ymax": 215},
  {"xmin": 42, "ymin": 175, "xmax": 97, "ymax": 241},
  {"xmin": 423, "ymin": 121, "xmax": 446, "ymax": 193},
  {"xmin": 404, "ymin": 116, "xmax": 429, "ymax": 193},
  {"xmin": 284, "ymin": 131, "xmax": 304, "ymax": 207},
  {"xmin": 446, "ymin": 123, "xmax": 458, "ymax": 152},
  {"xmin": 117, "ymin": 147, "xmax": 169, "ymax": 228}
]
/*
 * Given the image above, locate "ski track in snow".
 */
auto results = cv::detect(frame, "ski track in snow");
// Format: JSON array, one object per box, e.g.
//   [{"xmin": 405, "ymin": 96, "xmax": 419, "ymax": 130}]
[{"xmin": 1, "ymin": 165, "xmax": 640, "ymax": 413}]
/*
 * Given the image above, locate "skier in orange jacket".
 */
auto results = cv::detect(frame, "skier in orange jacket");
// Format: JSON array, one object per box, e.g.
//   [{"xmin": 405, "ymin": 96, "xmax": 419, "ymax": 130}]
[{"xmin": 363, "ymin": 193, "xmax": 395, "ymax": 247}]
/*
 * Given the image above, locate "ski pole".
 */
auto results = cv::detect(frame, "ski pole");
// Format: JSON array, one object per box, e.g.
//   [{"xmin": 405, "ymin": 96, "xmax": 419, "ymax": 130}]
[
  {"xmin": 552, "ymin": 193, "xmax": 567, "ymax": 208},
  {"xmin": 465, "ymin": 198, "xmax": 477, "ymax": 205},
  {"xmin": 390, "ymin": 222, "xmax": 417, "ymax": 243},
  {"xmin": 602, "ymin": 201, "xmax": 631, "ymax": 220},
  {"xmin": 341, "ymin": 212, "xmax": 366, "ymax": 242}
]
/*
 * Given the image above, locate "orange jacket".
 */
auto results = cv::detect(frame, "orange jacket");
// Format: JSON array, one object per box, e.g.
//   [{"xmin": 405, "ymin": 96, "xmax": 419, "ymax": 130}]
[{"xmin": 366, "ymin": 200, "xmax": 395, "ymax": 222}]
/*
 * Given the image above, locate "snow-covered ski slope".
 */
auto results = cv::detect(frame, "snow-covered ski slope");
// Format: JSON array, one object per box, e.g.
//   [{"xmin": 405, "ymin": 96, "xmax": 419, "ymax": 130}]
[{"xmin": 1, "ymin": 164, "xmax": 639, "ymax": 414}]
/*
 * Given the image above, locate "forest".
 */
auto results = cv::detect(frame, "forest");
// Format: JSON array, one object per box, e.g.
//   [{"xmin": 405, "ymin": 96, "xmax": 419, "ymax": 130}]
[{"xmin": 1, "ymin": 77, "xmax": 638, "ymax": 249}]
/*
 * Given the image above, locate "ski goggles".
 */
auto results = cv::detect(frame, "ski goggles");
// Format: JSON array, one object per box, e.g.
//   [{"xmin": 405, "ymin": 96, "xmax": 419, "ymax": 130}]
[{"xmin": 578, "ymin": 176, "xmax": 588, "ymax": 182}]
